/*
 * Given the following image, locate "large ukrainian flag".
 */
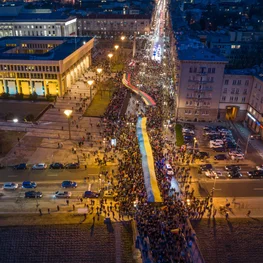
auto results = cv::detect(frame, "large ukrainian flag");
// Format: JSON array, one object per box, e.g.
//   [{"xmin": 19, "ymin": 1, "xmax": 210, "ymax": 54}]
[{"xmin": 136, "ymin": 117, "xmax": 162, "ymax": 203}]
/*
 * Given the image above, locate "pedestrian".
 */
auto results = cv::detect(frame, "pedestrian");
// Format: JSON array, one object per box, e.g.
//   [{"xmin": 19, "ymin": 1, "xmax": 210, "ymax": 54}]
[
  {"xmin": 247, "ymin": 210, "xmax": 251, "ymax": 217},
  {"xmin": 66, "ymin": 199, "xmax": 69, "ymax": 206},
  {"xmin": 213, "ymin": 209, "xmax": 217, "ymax": 218},
  {"xmin": 48, "ymin": 208, "xmax": 50, "ymax": 214},
  {"xmin": 225, "ymin": 212, "xmax": 229, "ymax": 220},
  {"xmin": 39, "ymin": 208, "xmax": 42, "ymax": 216},
  {"xmin": 73, "ymin": 204, "xmax": 75, "ymax": 211},
  {"xmin": 57, "ymin": 205, "xmax": 60, "ymax": 211},
  {"xmin": 80, "ymin": 198, "xmax": 83, "ymax": 203}
]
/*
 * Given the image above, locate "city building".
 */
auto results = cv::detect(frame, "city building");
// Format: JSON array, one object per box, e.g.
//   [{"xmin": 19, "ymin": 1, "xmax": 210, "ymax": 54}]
[
  {"xmin": 175, "ymin": 48, "xmax": 228, "ymax": 122},
  {"xmin": 77, "ymin": 14, "xmax": 151, "ymax": 38},
  {"xmin": 0, "ymin": 36, "xmax": 93, "ymax": 96},
  {"xmin": 0, "ymin": 12, "xmax": 77, "ymax": 38}
]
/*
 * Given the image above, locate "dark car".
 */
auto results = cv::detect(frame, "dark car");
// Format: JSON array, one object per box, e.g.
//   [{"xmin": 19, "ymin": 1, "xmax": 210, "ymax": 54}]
[
  {"xmin": 25, "ymin": 191, "xmax": 42, "ymax": 198},
  {"xmin": 49, "ymin": 162, "xmax": 64, "ymax": 169},
  {"xmin": 65, "ymin": 163, "xmax": 79, "ymax": 169},
  {"xmin": 197, "ymin": 152, "xmax": 209, "ymax": 159},
  {"xmin": 213, "ymin": 147, "xmax": 226, "ymax": 152},
  {"xmin": 247, "ymin": 170, "xmax": 263, "ymax": 179},
  {"xmin": 225, "ymin": 165, "xmax": 241, "ymax": 171},
  {"xmin": 228, "ymin": 171, "xmax": 242, "ymax": 178},
  {"xmin": 13, "ymin": 163, "xmax": 27, "ymax": 170},
  {"xmin": 199, "ymin": 164, "xmax": 213, "ymax": 171},
  {"xmin": 22, "ymin": 181, "xmax": 37, "ymax": 189},
  {"xmin": 214, "ymin": 154, "xmax": 227, "ymax": 160},
  {"xmin": 61, "ymin": 181, "xmax": 77, "ymax": 188},
  {"xmin": 83, "ymin": 191, "xmax": 100, "ymax": 198}
]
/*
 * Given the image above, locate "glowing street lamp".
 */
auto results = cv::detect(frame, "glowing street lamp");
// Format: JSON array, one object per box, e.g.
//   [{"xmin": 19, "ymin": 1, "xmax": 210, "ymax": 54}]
[
  {"xmin": 13, "ymin": 118, "xmax": 18, "ymax": 123},
  {"xmin": 96, "ymin": 68, "xmax": 103, "ymax": 82},
  {"xmin": 87, "ymin": 80, "xmax": 94, "ymax": 101},
  {"xmin": 114, "ymin": 45, "xmax": 119, "ymax": 51},
  {"xmin": 120, "ymin": 36, "xmax": 125, "ymax": 41},
  {"xmin": 64, "ymin": 109, "xmax": 72, "ymax": 140},
  {"xmin": 108, "ymin": 53, "xmax": 113, "ymax": 71}
]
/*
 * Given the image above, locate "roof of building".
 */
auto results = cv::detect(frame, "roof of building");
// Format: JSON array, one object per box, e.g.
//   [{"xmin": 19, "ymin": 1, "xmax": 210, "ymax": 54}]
[
  {"xmin": 79, "ymin": 13, "xmax": 151, "ymax": 20},
  {"xmin": 0, "ymin": 36, "xmax": 93, "ymax": 61},
  {"xmin": 177, "ymin": 48, "xmax": 228, "ymax": 62},
  {"xmin": 0, "ymin": 12, "xmax": 75, "ymax": 22}
]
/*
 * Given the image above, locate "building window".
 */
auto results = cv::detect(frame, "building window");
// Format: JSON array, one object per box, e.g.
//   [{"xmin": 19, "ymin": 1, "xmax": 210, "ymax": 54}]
[
  {"xmin": 245, "ymin": 80, "xmax": 249, "ymax": 86},
  {"xmin": 234, "ymin": 97, "xmax": 238, "ymax": 101},
  {"xmin": 208, "ymin": 68, "xmax": 211, "ymax": 73},
  {"xmin": 237, "ymin": 80, "xmax": 241, "ymax": 85},
  {"xmin": 232, "ymin": 80, "xmax": 237, "ymax": 85},
  {"xmin": 242, "ymin": 97, "xmax": 246, "ymax": 102},
  {"xmin": 189, "ymin": 68, "xmax": 192, "ymax": 73},
  {"xmin": 230, "ymin": 96, "xmax": 233, "ymax": 101},
  {"xmin": 224, "ymin": 79, "xmax": 229, "ymax": 85},
  {"xmin": 236, "ymin": 88, "xmax": 239, "ymax": 94},
  {"xmin": 231, "ymin": 88, "xmax": 235, "ymax": 94},
  {"xmin": 186, "ymin": 101, "xmax": 189, "ymax": 105},
  {"xmin": 243, "ymin": 89, "xmax": 247, "ymax": 95},
  {"xmin": 211, "ymin": 68, "xmax": 215, "ymax": 73},
  {"xmin": 223, "ymin": 88, "xmax": 227, "ymax": 94},
  {"xmin": 221, "ymin": 96, "xmax": 226, "ymax": 101}
]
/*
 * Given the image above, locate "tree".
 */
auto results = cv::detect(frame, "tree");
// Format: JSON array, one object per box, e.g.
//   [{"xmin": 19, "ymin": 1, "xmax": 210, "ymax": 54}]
[
  {"xmin": 25, "ymin": 114, "xmax": 34, "ymax": 122},
  {"xmin": 1, "ymin": 92, "xmax": 10, "ymax": 99},
  {"xmin": 29, "ymin": 92, "xmax": 38, "ymax": 101}
]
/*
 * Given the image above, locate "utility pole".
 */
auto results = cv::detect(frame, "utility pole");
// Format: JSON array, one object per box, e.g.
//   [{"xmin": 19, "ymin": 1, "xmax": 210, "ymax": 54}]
[{"xmin": 132, "ymin": 33, "xmax": 136, "ymax": 58}]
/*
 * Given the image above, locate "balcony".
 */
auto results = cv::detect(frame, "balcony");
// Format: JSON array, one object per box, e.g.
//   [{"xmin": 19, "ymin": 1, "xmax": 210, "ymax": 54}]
[
  {"xmin": 188, "ymin": 79, "xmax": 214, "ymax": 84},
  {"xmin": 187, "ymin": 87, "xmax": 213, "ymax": 92}
]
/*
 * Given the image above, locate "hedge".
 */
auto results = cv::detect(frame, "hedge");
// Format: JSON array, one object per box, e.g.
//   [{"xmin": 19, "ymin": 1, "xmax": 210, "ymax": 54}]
[{"xmin": 175, "ymin": 124, "xmax": 184, "ymax": 147}]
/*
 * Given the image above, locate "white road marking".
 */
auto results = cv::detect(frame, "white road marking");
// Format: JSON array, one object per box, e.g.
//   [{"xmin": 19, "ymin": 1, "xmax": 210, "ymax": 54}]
[{"xmin": 254, "ymin": 188, "xmax": 263, "ymax": 190}]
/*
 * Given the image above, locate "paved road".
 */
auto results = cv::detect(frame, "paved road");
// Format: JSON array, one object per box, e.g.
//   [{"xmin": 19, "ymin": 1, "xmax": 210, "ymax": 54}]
[{"xmin": 198, "ymin": 179, "xmax": 263, "ymax": 197}]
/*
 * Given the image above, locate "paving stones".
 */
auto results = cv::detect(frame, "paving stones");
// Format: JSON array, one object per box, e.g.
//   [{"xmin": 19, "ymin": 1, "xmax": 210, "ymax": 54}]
[
  {"xmin": 0, "ymin": 222, "xmax": 134, "ymax": 263},
  {"xmin": 191, "ymin": 218, "xmax": 263, "ymax": 263}
]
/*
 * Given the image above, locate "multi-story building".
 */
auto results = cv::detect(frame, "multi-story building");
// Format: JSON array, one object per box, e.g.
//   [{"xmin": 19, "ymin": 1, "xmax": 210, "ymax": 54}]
[
  {"xmin": 0, "ymin": 12, "xmax": 77, "ymax": 38},
  {"xmin": 77, "ymin": 14, "xmax": 151, "ymax": 38},
  {"xmin": 0, "ymin": 36, "xmax": 93, "ymax": 96},
  {"xmin": 175, "ymin": 48, "xmax": 228, "ymax": 122},
  {"xmin": 219, "ymin": 70, "xmax": 253, "ymax": 121}
]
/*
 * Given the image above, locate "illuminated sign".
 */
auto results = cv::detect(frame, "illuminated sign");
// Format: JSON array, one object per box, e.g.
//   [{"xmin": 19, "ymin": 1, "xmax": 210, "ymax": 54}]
[{"xmin": 247, "ymin": 113, "xmax": 256, "ymax": 122}]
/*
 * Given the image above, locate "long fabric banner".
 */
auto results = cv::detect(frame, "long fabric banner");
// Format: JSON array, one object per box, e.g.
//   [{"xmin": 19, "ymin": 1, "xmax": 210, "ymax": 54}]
[
  {"xmin": 136, "ymin": 117, "xmax": 162, "ymax": 203},
  {"xmin": 122, "ymin": 73, "xmax": 156, "ymax": 106}
]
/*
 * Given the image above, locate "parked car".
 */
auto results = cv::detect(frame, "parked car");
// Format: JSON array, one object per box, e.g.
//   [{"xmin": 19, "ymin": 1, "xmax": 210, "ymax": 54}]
[
  {"xmin": 228, "ymin": 171, "xmax": 242, "ymax": 178},
  {"xmin": 196, "ymin": 152, "xmax": 209, "ymax": 159},
  {"xmin": 209, "ymin": 142, "xmax": 223, "ymax": 148},
  {"xmin": 13, "ymin": 163, "xmax": 27, "ymax": 170},
  {"xmin": 233, "ymin": 154, "xmax": 244, "ymax": 160},
  {"xmin": 49, "ymin": 163, "xmax": 64, "ymax": 169},
  {"xmin": 55, "ymin": 191, "xmax": 72, "ymax": 198},
  {"xmin": 199, "ymin": 164, "xmax": 213, "ymax": 171},
  {"xmin": 3, "ymin": 182, "xmax": 18, "ymax": 190},
  {"xmin": 205, "ymin": 170, "xmax": 221, "ymax": 179},
  {"xmin": 213, "ymin": 147, "xmax": 226, "ymax": 152},
  {"xmin": 214, "ymin": 154, "xmax": 227, "ymax": 160},
  {"xmin": 164, "ymin": 163, "xmax": 174, "ymax": 176},
  {"xmin": 256, "ymin": 165, "xmax": 263, "ymax": 171},
  {"xmin": 32, "ymin": 163, "xmax": 47, "ymax": 170},
  {"xmin": 247, "ymin": 170, "xmax": 263, "ymax": 178},
  {"xmin": 25, "ymin": 191, "xmax": 42, "ymax": 198},
  {"xmin": 22, "ymin": 181, "xmax": 37, "ymax": 189},
  {"xmin": 229, "ymin": 151, "xmax": 243, "ymax": 156},
  {"xmin": 103, "ymin": 190, "xmax": 117, "ymax": 198},
  {"xmin": 61, "ymin": 181, "xmax": 77, "ymax": 188},
  {"xmin": 225, "ymin": 165, "xmax": 241, "ymax": 171},
  {"xmin": 65, "ymin": 163, "xmax": 79, "ymax": 169},
  {"xmin": 83, "ymin": 191, "xmax": 100, "ymax": 198}
]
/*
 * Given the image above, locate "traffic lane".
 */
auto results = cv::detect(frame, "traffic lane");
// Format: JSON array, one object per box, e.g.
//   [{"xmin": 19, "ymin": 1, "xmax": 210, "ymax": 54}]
[
  {"xmin": 0, "ymin": 166, "xmax": 113, "ymax": 182},
  {"xmin": 200, "ymin": 180, "xmax": 263, "ymax": 197}
]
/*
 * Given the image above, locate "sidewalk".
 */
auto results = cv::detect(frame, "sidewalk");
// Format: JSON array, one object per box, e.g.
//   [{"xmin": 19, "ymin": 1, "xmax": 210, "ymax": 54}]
[{"xmin": 203, "ymin": 197, "xmax": 263, "ymax": 218}]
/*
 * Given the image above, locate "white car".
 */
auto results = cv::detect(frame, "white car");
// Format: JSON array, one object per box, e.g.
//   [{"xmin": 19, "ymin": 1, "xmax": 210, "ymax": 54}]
[
  {"xmin": 55, "ymin": 191, "xmax": 72, "ymax": 198},
  {"xmin": 103, "ymin": 190, "xmax": 117, "ymax": 198},
  {"xmin": 209, "ymin": 142, "xmax": 223, "ymax": 148},
  {"xmin": 205, "ymin": 171, "xmax": 222, "ymax": 179},
  {"xmin": 229, "ymin": 151, "xmax": 243, "ymax": 156},
  {"xmin": 32, "ymin": 163, "xmax": 47, "ymax": 170},
  {"xmin": 164, "ymin": 163, "xmax": 174, "ymax": 176},
  {"xmin": 183, "ymin": 128, "xmax": 194, "ymax": 134},
  {"xmin": 256, "ymin": 165, "xmax": 263, "ymax": 171},
  {"xmin": 233, "ymin": 154, "xmax": 244, "ymax": 160},
  {"xmin": 3, "ymin": 182, "xmax": 18, "ymax": 190},
  {"xmin": 210, "ymin": 140, "xmax": 224, "ymax": 144}
]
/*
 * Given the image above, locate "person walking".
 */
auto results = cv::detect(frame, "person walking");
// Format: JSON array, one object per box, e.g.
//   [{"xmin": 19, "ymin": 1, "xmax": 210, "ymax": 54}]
[
  {"xmin": 225, "ymin": 212, "xmax": 229, "ymax": 220},
  {"xmin": 213, "ymin": 209, "xmax": 217, "ymax": 218},
  {"xmin": 247, "ymin": 210, "xmax": 251, "ymax": 217},
  {"xmin": 48, "ymin": 208, "xmax": 51, "ymax": 214},
  {"xmin": 57, "ymin": 205, "xmax": 60, "ymax": 211},
  {"xmin": 39, "ymin": 208, "xmax": 42, "ymax": 216}
]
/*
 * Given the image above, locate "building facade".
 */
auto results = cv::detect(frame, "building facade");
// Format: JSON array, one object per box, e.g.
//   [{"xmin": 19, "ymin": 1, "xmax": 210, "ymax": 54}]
[
  {"xmin": 0, "ymin": 36, "xmax": 93, "ymax": 96},
  {"xmin": 0, "ymin": 13, "xmax": 77, "ymax": 38},
  {"xmin": 175, "ymin": 48, "xmax": 228, "ymax": 122},
  {"xmin": 77, "ymin": 14, "xmax": 151, "ymax": 38}
]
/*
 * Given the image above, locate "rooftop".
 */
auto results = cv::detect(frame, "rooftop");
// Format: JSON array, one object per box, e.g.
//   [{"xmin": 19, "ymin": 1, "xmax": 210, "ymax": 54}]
[
  {"xmin": 177, "ymin": 48, "xmax": 228, "ymax": 62},
  {"xmin": 0, "ymin": 36, "xmax": 93, "ymax": 61},
  {"xmin": 0, "ymin": 12, "xmax": 75, "ymax": 22},
  {"xmin": 80, "ymin": 13, "xmax": 151, "ymax": 20}
]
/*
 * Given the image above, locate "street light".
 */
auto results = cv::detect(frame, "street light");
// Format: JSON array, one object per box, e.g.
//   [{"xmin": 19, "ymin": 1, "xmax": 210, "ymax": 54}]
[
  {"xmin": 245, "ymin": 133, "xmax": 252, "ymax": 155},
  {"xmin": 96, "ymin": 68, "xmax": 102, "ymax": 82},
  {"xmin": 64, "ymin": 109, "xmax": 72, "ymax": 140},
  {"xmin": 193, "ymin": 137, "xmax": 198, "ymax": 153},
  {"xmin": 114, "ymin": 45, "xmax": 119, "ymax": 51},
  {"xmin": 87, "ymin": 80, "xmax": 94, "ymax": 101},
  {"xmin": 13, "ymin": 118, "xmax": 18, "ymax": 123},
  {"xmin": 120, "ymin": 36, "xmax": 125, "ymax": 41},
  {"xmin": 108, "ymin": 53, "xmax": 113, "ymax": 71}
]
